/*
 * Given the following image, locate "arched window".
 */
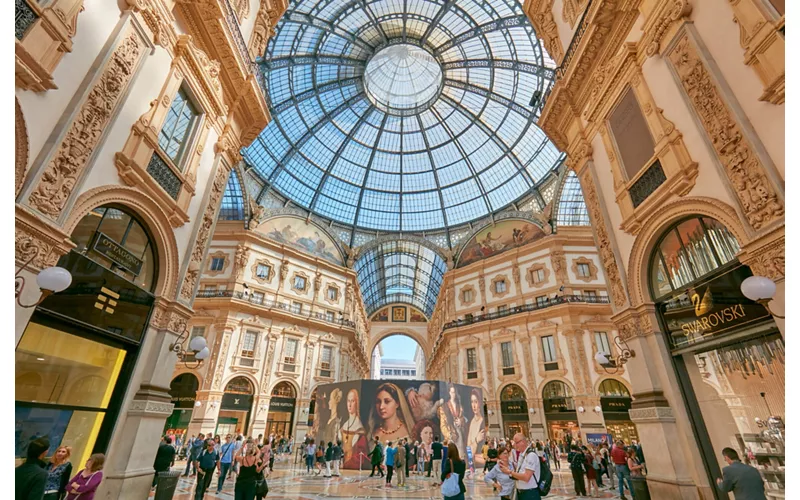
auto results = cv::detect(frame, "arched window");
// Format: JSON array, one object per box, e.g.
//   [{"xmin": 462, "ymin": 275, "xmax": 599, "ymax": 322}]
[
  {"xmin": 224, "ymin": 376, "xmax": 254, "ymax": 395},
  {"xmin": 500, "ymin": 384, "xmax": 526, "ymax": 401},
  {"xmin": 170, "ymin": 373, "xmax": 200, "ymax": 403},
  {"xmin": 542, "ymin": 381, "xmax": 572, "ymax": 399},
  {"xmin": 650, "ymin": 216, "xmax": 740, "ymax": 300},
  {"xmin": 70, "ymin": 205, "xmax": 158, "ymax": 291},
  {"xmin": 598, "ymin": 379, "xmax": 631, "ymax": 398},
  {"xmin": 271, "ymin": 381, "xmax": 296, "ymax": 398}
]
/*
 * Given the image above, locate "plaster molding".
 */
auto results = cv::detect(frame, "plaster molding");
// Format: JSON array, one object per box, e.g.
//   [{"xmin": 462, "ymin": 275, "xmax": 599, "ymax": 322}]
[
  {"xmin": 250, "ymin": 258, "xmax": 276, "ymax": 284},
  {"xmin": 571, "ymin": 256, "xmax": 598, "ymax": 282},
  {"xmin": 205, "ymin": 250, "xmax": 230, "ymax": 277},
  {"xmin": 525, "ymin": 262, "xmax": 551, "ymax": 288},
  {"xmin": 490, "ymin": 274, "xmax": 511, "ymax": 299}
]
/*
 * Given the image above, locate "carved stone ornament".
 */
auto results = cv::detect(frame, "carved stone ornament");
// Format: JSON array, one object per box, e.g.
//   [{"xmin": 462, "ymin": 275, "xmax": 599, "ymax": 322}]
[
  {"xmin": 211, "ymin": 329, "xmax": 233, "ymax": 390},
  {"xmin": 531, "ymin": 2, "xmax": 564, "ymax": 62},
  {"xmin": 571, "ymin": 256, "xmax": 599, "ymax": 282},
  {"xmin": 250, "ymin": 258, "xmax": 276, "ymax": 284},
  {"xmin": 15, "ymin": 206, "xmax": 74, "ymax": 270},
  {"xmin": 180, "ymin": 166, "xmax": 230, "ymax": 300},
  {"xmin": 279, "ymin": 260, "xmax": 290, "ymax": 285},
  {"xmin": 550, "ymin": 251, "xmax": 568, "ymax": 283},
  {"xmin": 562, "ymin": 0, "xmax": 589, "ymax": 27},
  {"xmin": 642, "ymin": 0, "xmax": 692, "ymax": 57},
  {"xmin": 667, "ymin": 32, "xmax": 783, "ymax": 231},
  {"xmin": 15, "ymin": 97, "xmax": 29, "ymax": 198},
  {"xmin": 28, "ymin": 30, "xmax": 143, "ymax": 219},
  {"xmin": 233, "ymin": 244, "xmax": 249, "ymax": 280}
]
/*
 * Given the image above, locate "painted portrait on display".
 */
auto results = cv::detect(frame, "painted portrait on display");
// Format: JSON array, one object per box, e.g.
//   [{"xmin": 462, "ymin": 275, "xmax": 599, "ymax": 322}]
[
  {"xmin": 465, "ymin": 388, "xmax": 486, "ymax": 466},
  {"xmin": 367, "ymin": 381, "xmax": 416, "ymax": 444},
  {"xmin": 457, "ymin": 219, "xmax": 546, "ymax": 268},
  {"xmin": 256, "ymin": 216, "xmax": 343, "ymax": 265},
  {"xmin": 372, "ymin": 308, "xmax": 389, "ymax": 322}
]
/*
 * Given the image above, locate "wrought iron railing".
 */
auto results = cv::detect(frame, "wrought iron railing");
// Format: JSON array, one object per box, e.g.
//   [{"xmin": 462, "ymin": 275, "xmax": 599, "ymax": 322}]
[
  {"xmin": 221, "ymin": 0, "xmax": 263, "ymax": 84},
  {"xmin": 146, "ymin": 151, "xmax": 181, "ymax": 200},
  {"xmin": 556, "ymin": 0, "xmax": 594, "ymax": 80},
  {"xmin": 442, "ymin": 294, "xmax": 610, "ymax": 331},
  {"xmin": 15, "ymin": 0, "xmax": 38, "ymax": 40},
  {"xmin": 195, "ymin": 288, "xmax": 357, "ymax": 328},
  {"xmin": 629, "ymin": 159, "xmax": 666, "ymax": 208}
]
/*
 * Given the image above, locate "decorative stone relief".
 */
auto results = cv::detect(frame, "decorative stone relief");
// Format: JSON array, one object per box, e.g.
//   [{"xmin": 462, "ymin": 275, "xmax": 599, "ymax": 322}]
[
  {"xmin": 642, "ymin": 0, "xmax": 692, "ymax": 57},
  {"xmin": 667, "ymin": 32, "xmax": 783, "ymax": 231},
  {"xmin": 15, "ymin": 98, "xmax": 28, "ymax": 198},
  {"xmin": 525, "ymin": 263, "xmax": 551, "ymax": 288},
  {"xmin": 550, "ymin": 251, "xmax": 568, "ymax": 283},
  {"xmin": 211, "ymin": 329, "xmax": 233, "ymax": 390},
  {"xmin": 27, "ymin": 30, "xmax": 143, "ymax": 219},
  {"xmin": 259, "ymin": 333, "xmax": 279, "ymax": 394},
  {"xmin": 179, "ymin": 165, "xmax": 229, "ymax": 301},
  {"xmin": 128, "ymin": 399, "xmax": 175, "ymax": 416},
  {"xmin": 562, "ymin": 0, "xmax": 589, "ymax": 27},
  {"xmin": 571, "ymin": 256, "xmax": 599, "ymax": 282},
  {"xmin": 533, "ymin": 7, "xmax": 564, "ymax": 63},
  {"xmin": 233, "ymin": 244, "xmax": 249, "ymax": 280},
  {"xmin": 628, "ymin": 406, "xmax": 675, "ymax": 422}
]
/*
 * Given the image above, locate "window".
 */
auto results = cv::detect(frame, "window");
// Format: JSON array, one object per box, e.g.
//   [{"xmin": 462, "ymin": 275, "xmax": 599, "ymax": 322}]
[
  {"xmin": 495, "ymin": 280, "xmax": 507, "ymax": 294},
  {"xmin": 293, "ymin": 275, "xmax": 307, "ymax": 291},
  {"xmin": 283, "ymin": 338, "xmax": 298, "ymax": 371},
  {"xmin": 498, "ymin": 304, "xmax": 508, "ymax": 314},
  {"xmin": 327, "ymin": 287, "xmax": 338, "ymax": 301},
  {"xmin": 204, "ymin": 284, "xmax": 217, "ymax": 292},
  {"xmin": 530, "ymin": 268, "xmax": 546, "ymax": 284},
  {"xmin": 210, "ymin": 257, "xmax": 225, "ymax": 272},
  {"xmin": 320, "ymin": 345, "xmax": 333, "ymax": 377},
  {"xmin": 542, "ymin": 336, "xmax": 556, "ymax": 363},
  {"xmin": 536, "ymin": 295, "xmax": 548, "ymax": 307},
  {"xmin": 585, "ymin": 290, "xmax": 598, "ymax": 298},
  {"xmin": 191, "ymin": 326, "xmax": 206, "ymax": 339},
  {"xmin": 393, "ymin": 369, "xmax": 401, "ymax": 375},
  {"xmin": 325, "ymin": 311, "xmax": 335, "ymax": 322},
  {"xmin": 466, "ymin": 348, "xmax": 477, "ymax": 378},
  {"xmin": 462, "ymin": 289, "xmax": 474, "ymax": 303},
  {"xmin": 595, "ymin": 332, "xmax": 611, "ymax": 355},
  {"xmin": 159, "ymin": 87, "xmax": 201, "ymax": 167},
  {"xmin": 500, "ymin": 341, "xmax": 514, "ymax": 375},
  {"xmin": 256, "ymin": 264, "xmax": 271, "ymax": 279},
  {"xmin": 291, "ymin": 301, "xmax": 302, "ymax": 314},
  {"xmin": 608, "ymin": 88, "xmax": 655, "ymax": 180},
  {"xmin": 402, "ymin": 370, "xmax": 410, "ymax": 376},
  {"xmin": 577, "ymin": 263, "xmax": 591, "ymax": 278},
  {"xmin": 410, "ymin": 370, "xmax": 416, "ymax": 376},
  {"xmin": 241, "ymin": 331, "xmax": 257, "ymax": 358}
]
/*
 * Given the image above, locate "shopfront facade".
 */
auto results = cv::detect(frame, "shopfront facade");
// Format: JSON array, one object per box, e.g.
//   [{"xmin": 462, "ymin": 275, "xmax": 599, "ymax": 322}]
[
  {"xmin": 598, "ymin": 379, "xmax": 638, "ymax": 443},
  {"xmin": 499, "ymin": 384, "xmax": 529, "ymax": 439},
  {"xmin": 650, "ymin": 216, "xmax": 783, "ymax": 499},
  {"xmin": 542, "ymin": 380, "xmax": 580, "ymax": 443},
  {"xmin": 165, "ymin": 373, "xmax": 200, "ymax": 439},
  {"xmin": 217, "ymin": 377, "xmax": 255, "ymax": 436},
  {"xmin": 267, "ymin": 382, "xmax": 297, "ymax": 438}
]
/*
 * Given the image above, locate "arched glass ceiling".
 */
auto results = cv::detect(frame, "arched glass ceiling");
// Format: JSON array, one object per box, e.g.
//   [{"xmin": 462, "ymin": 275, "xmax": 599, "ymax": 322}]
[
  {"xmin": 243, "ymin": 0, "xmax": 560, "ymax": 232},
  {"xmin": 354, "ymin": 240, "xmax": 446, "ymax": 317},
  {"xmin": 219, "ymin": 169, "xmax": 245, "ymax": 220},
  {"xmin": 555, "ymin": 171, "xmax": 590, "ymax": 226}
]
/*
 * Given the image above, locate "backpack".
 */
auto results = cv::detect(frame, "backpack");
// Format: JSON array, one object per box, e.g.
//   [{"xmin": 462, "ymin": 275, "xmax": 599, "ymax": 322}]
[
  {"xmin": 316, "ymin": 447, "xmax": 323, "ymax": 458},
  {"xmin": 569, "ymin": 451, "xmax": 586, "ymax": 472},
  {"xmin": 536, "ymin": 455, "xmax": 554, "ymax": 496}
]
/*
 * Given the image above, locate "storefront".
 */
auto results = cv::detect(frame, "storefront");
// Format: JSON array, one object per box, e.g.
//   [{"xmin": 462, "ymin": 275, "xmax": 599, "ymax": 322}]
[
  {"xmin": 542, "ymin": 381, "xmax": 580, "ymax": 444},
  {"xmin": 15, "ymin": 205, "xmax": 157, "ymax": 466},
  {"xmin": 217, "ymin": 377, "xmax": 254, "ymax": 436},
  {"xmin": 165, "ymin": 373, "xmax": 200, "ymax": 437},
  {"xmin": 650, "ymin": 216, "xmax": 783, "ymax": 499},
  {"xmin": 267, "ymin": 382, "xmax": 296, "ymax": 437},
  {"xmin": 598, "ymin": 379, "xmax": 638, "ymax": 443},
  {"xmin": 500, "ymin": 384, "xmax": 529, "ymax": 439}
]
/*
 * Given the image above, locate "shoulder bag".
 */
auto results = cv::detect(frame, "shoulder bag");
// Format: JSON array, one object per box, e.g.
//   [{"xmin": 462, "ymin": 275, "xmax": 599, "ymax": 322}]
[{"xmin": 440, "ymin": 459, "xmax": 461, "ymax": 497}]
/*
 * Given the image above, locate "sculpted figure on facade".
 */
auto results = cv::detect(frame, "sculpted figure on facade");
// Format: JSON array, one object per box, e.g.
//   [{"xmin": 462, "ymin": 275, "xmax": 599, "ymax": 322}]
[
  {"xmin": 279, "ymin": 259, "xmax": 290, "ymax": 285},
  {"xmin": 234, "ymin": 244, "xmax": 249, "ymax": 280}
]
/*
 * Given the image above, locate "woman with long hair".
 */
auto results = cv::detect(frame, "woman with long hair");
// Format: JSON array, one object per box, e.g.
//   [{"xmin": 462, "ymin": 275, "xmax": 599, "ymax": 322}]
[
  {"xmin": 412, "ymin": 419, "xmax": 434, "ymax": 477},
  {"xmin": 465, "ymin": 389, "xmax": 486, "ymax": 466},
  {"xmin": 65, "ymin": 453, "xmax": 104, "ymax": 500},
  {"xmin": 235, "ymin": 442, "xmax": 267, "ymax": 500},
  {"xmin": 369, "ymin": 383, "xmax": 415, "ymax": 444},
  {"xmin": 44, "ymin": 445, "xmax": 73, "ymax": 500},
  {"xmin": 439, "ymin": 383, "xmax": 466, "ymax": 458},
  {"xmin": 440, "ymin": 442, "xmax": 466, "ymax": 500},
  {"xmin": 341, "ymin": 388, "xmax": 369, "ymax": 468},
  {"xmin": 324, "ymin": 389, "xmax": 343, "ymax": 447}
]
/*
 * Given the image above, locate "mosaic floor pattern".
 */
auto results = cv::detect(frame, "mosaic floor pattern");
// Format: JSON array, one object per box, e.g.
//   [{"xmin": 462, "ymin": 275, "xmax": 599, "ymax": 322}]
[{"xmin": 151, "ymin": 458, "xmax": 624, "ymax": 499}]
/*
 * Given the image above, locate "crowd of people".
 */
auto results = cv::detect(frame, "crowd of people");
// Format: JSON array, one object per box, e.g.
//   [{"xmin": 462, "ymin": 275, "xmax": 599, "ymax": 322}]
[{"xmin": 15, "ymin": 437, "xmax": 105, "ymax": 500}]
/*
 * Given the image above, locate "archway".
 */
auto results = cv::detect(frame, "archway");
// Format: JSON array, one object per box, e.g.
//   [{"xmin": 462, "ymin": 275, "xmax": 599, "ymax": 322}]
[
  {"xmin": 164, "ymin": 373, "xmax": 200, "ymax": 437},
  {"xmin": 267, "ymin": 381, "xmax": 297, "ymax": 438},
  {"xmin": 369, "ymin": 332, "xmax": 426, "ymax": 380},
  {"xmin": 542, "ymin": 380, "xmax": 579, "ymax": 444},
  {"xmin": 598, "ymin": 379, "xmax": 638, "ymax": 443},
  {"xmin": 500, "ymin": 384, "xmax": 528, "ymax": 439},
  {"xmin": 218, "ymin": 376, "xmax": 255, "ymax": 436}
]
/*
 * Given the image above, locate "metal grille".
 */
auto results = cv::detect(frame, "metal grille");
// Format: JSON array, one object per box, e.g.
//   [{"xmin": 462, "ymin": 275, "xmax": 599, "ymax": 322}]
[
  {"xmin": 146, "ymin": 152, "xmax": 181, "ymax": 200},
  {"xmin": 15, "ymin": 0, "xmax": 37, "ymax": 40},
  {"xmin": 629, "ymin": 159, "xmax": 667, "ymax": 208}
]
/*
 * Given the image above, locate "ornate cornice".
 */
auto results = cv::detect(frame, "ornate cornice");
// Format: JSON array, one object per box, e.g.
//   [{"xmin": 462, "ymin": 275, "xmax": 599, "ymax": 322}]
[{"xmin": 15, "ymin": 204, "xmax": 75, "ymax": 270}]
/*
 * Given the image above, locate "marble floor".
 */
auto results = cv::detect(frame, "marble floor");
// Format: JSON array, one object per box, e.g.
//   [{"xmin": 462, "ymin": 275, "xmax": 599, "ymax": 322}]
[{"xmin": 152, "ymin": 457, "xmax": 625, "ymax": 499}]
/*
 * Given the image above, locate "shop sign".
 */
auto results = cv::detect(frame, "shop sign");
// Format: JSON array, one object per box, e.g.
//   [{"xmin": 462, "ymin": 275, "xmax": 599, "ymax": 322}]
[
  {"xmin": 269, "ymin": 397, "xmax": 296, "ymax": 413},
  {"xmin": 543, "ymin": 397, "xmax": 574, "ymax": 413},
  {"xmin": 586, "ymin": 433, "xmax": 613, "ymax": 447},
  {"xmin": 91, "ymin": 232, "xmax": 143, "ymax": 276},
  {"xmin": 500, "ymin": 401, "xmax": 527, "ymax": 414},
  {"xmin": 171, "ymin": 395, "xmax": 196, "ymax": 408},
  {"xmin": 658, "ymin": 265, "xmax": 772, "ymax": 350},
  {"xmin": 221, "ymin": 393, "xmax": 253, "ymax": 411},
  {"xmin": 601, "ymin": 397, "xmax": 631, "ymax": 413}
]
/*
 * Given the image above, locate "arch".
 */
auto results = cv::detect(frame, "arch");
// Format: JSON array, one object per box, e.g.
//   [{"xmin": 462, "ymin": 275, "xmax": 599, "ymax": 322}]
[
  {"xmin": 368, "ymin": 328, "xmax": 429, "ymax": 363},
  {"xmin": 541, "ymin": 379, "xmax": 573, "ymax": 399},
  {"xmin": 536, "ymin": 376, "xmax": 577, "ymax": 398},
  {"xmin": 270, "ymin": 380, "xmax": 298, "ymax": 398},
  {"xmin": 256, "ymin": 214, "xmax": 345, "ymax": 265},
  {"xmin": 15, "ymin": 97, "xmax": 29, "ymax": 198},
  {"xmin": 64, "ymin": 186, "xmax": 181, "ymax": 300},
  {"xmin": 455, "ymin": 218, "xmax": 547, "ymax": 268},
  {"xmin": 597, "ymin": 378, "xmax": 632, "ymax": 397},
  {"xmin": 65, "ymin": 375, "xmax": 109, "ymax": 406},
  {"xmin": 268, "ymin": 378, "xmax": 300, "ymax": 399},
  {"xmin": 355, "ymin": 234, "xmax": 449, "ymax": 263},
  {"xmin": 223, "ymin": 374, "xmax": 257, "ymax": 394},
  {"xmin": 626, "ymin": 197, "xmax": 750, "ymax": 306},
  {"xmin": 172, "ymin": 368, "xmax": 204, "ymax": 388},
  {"xmin": 499, "ymin": 383, "xmax": 528, "ymax": 401},
  {"xmin": 170, "ymin": 372, "xmax": 200, "ymax": 391}
]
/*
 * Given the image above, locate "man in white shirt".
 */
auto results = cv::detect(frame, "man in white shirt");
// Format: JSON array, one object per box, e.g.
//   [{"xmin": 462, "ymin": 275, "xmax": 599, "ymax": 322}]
[{"xmin": 499, "ymin": 433, "xmax": 541, "ymax": 500}]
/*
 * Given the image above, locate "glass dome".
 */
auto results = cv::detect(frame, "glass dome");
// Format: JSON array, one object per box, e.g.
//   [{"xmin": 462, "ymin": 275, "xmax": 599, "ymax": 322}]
[{"xmin": 244, "ymin": 0, "xmax": 560, "ymax": 232}]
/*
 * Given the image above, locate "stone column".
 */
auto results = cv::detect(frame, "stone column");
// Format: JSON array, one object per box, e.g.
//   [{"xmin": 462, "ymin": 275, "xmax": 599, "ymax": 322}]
[
  {"xmin": 189, "ymin": 391, "xmax": 222, "ymax": 436},
  {"xmin": 250, "ymin": 395, "xmax": 270, "ymax": 437}
]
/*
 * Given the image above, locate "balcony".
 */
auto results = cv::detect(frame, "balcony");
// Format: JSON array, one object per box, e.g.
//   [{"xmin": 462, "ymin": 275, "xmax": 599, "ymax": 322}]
[
  {"xmin": 195, "ymin": 288, "xmax": 356, "ymax": 328},
  {"xmin": 442, "ymin": 294, "xmax": 610, "ymax": 331}
]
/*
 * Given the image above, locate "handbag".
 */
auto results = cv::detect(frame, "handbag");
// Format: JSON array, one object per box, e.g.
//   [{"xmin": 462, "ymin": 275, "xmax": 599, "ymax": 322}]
[
  {"xmin": 440, "ymin": 459, "xmax": 461, "ymax": 497},
  {"xmin": 255, "ymin": 477, "xmax": 269, "ymax": 496}
]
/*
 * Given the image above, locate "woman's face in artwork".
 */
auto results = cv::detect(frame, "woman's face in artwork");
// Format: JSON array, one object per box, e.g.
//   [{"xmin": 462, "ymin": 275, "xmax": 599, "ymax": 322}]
[
  {"xmin": 347, "ymin": 390, "xmax": 359, "ymax": 416},
  {"xmin": 421, "ymin": 425, "xmax": 433, "ymax": 445},
  {"xmin": 376, "ymin": 390, "xmax": 398, "ymax": 421},
  {"xmin": 449, "ymin": 386, "xmax": 456, "ymax": 401},
  {"xmin": 471, "ymin": 394, "xmax": 480, "ymax": 414}
]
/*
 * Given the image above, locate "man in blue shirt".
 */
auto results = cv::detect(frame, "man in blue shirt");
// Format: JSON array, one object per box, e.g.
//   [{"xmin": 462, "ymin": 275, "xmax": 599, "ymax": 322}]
[
  {"xmin": 216, "ymin": 434, "xmax": 236, "ymax": 494},
  {"xmin": 184, "ymin": 433, "xmax": 205, "ymax": 477},
  {"xmin": 384, "ymin": 441, "xmax": 397, "ymax": 488},
  {"xmin": 193, "ymin": 440, "xmax": 219, "ymax": 500}
]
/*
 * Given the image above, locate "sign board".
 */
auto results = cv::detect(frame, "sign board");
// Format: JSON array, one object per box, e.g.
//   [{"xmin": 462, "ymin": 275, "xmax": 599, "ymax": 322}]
[
  {"xmin": 585, "ymin": 433, "xmax": 614, "ymax": 448},
  {"xmin": 91, "ymin": 232, "xmax": 144, "ymax": 276},
  {"xmin": 543, "ymin": 397, "xmax": 575, "ymax": 413},
  {"xmin": 500, "ymin": 401, "xmax": 527, "ymax": 414},
  {"xmin": 269, "ymin": 397, "xmax": 296, "ymax": 413},
  {"xmin": 601, "ymin": 397, "xmax": 631, "ymax": 413},
  {"xmin": 221, "ymin": 393, "xmax": 253, "ymax": 411}
]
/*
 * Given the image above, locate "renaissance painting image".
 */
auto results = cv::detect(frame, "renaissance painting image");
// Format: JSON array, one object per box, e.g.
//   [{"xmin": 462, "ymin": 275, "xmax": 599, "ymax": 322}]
[
  {"xmin": 457, "ymin": 220, "xmax": 547, "ymax": 267},
  {"xmin": 256, "ymin": 216, "xmax": 343, "ymax": 264}
]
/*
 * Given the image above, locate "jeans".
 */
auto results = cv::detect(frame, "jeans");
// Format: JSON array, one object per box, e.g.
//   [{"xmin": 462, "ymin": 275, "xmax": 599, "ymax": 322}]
[
  {"xmin": 386, "ymin": 465, "xmax": 394, "ymax": 484},
  {"xmin": 571, "ymin": 468, "xmax": 587, "ymax": 496},
  {"xmin": 306, "ymin": 454, "xmax": 314, "ymax": 472},
  {"xmin": 218, "ymin": 462, "xmax": 232, "ymax": 492},
  {"xmin": 195, "ymin": 468, "xmax": 215, "ymax": 499},
  {"xmin": 234, "ymin": 479, "xmax": 257, "ymax": 500},
  {"xmin": 432, "ymin": 459, "xmax": 442, "ymax": 482},
  {"xmin": 616, "ymin": 464, "xmax": 635, "ymax": 498}
]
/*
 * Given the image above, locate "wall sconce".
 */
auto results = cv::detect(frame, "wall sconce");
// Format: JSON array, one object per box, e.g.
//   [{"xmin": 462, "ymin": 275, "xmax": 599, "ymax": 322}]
[
  {"xmin": 258, "ymin": 405, "xmax": 268, "ymax": 413},
  {"xmin": 169, "ymin": 323, "xmax": 210, "ymax": 369},
  {"xmin": 741, "ymin": 276, "xmax": 784, "ymax": 319},
  {"xmin": 15, "ymin": 254, "xmax": 72, "ymax": 308},
  {"xmin": 487, "ymin": 410, "xmax": 494, "ymax": 416},
  {"xmin": 528, "ymin": 408, "xmax": 535, "ymax": 414},
  {"xmin": 595, "ymin": 335, "xmax": 636, "ymax": 375},
  {"xmin": 195, "ymin": 401, "xmax": 202, "ymax": 407},
  {"xmin": 594, "ymin": 406, "xmax": 602, "ymax": 414},
  {"xmin": 577, "ymin": 406, "xmax": 585, "ymax": 413}
]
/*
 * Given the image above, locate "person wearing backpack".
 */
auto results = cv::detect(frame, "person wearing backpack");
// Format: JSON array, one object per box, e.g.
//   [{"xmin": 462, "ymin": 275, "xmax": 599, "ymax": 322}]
[
  {"xmin": 567, "ymin": 444, "xmax": 588, "ymax": 497},
  {"xmin": 499, "ymin": 433, "xmax": 542, "ymax": 500},
  {"xmin": 440, "ymin": 442, "xmax": 466, "ymax": 500}
]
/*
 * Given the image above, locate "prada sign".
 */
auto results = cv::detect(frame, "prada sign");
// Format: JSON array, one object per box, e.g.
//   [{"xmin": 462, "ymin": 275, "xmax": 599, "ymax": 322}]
[
  {"xmin": 658, "ymin": 265, "xmax": 772, "ymax": 350},
  {"xmin": 500, "ymin": 401, "xmax": 527, "ymax": 414},
  {"xmin": 91, "ymin": 232, "xmax": 144, "ymax": 276},
  {"xmin": 543, "ymin": 397, "xmax": 575, "ymax": 413},
  {"xmin": 600, "ymin": 397, "xmax": 631, "ymax": 413}
]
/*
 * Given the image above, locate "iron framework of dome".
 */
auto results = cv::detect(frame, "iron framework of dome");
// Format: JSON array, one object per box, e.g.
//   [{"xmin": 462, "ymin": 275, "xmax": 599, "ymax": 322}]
[{"xmin": 243, "ymin": 0, "xmax": 565, "ymax": 234}]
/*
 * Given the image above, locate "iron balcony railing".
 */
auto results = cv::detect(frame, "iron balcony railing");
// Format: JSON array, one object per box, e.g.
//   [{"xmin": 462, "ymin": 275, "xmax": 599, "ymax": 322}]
[
  {"xmin": 556, "ymin": 0, "xmax": 594, "ymax": 81},
  {"xmin": 442, "ymin": 294, "xmax": 610, "ymax": 331},
  {"xmin": 195, "ymin": 288, "xmax": 356, "ymax": 328},
  {"xmin": 221, "ymin": 0, "xmax": 264, "ymax": 85}
]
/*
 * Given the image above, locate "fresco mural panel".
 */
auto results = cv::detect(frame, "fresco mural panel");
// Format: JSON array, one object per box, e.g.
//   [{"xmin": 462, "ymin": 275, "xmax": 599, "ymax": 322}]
[
  {"xmin": 457, "ymin": 219, "xmax": 546, "ymax": 268},
  {"xmin": 257, "ymin": 216, "xmax": 343, "ymax": 264}
]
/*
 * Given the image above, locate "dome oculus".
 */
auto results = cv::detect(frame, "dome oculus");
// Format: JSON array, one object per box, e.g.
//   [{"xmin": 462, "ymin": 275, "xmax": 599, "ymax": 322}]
[{"xmin": 364, "ymin": 44, "xmax": 443, "ymax": 115}]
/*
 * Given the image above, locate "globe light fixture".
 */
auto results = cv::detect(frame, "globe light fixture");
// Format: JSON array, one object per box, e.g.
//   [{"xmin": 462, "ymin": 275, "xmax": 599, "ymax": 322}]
[
  {"xmin": 594, "ymin": 406, "xmax": 602, "ymax": 414},
  {"xmin": 169, "ymin": 321, "xmax": 210, "ymax": 368},
  {"xmin": 740, "ymin": 275, "xmax": 784, "ymax": 319},
  {"xmin": 595, "ymin": 335, "xmax": 636, "ymax": 375},
  {"xmin": 15, "ymin": 253, "xmax": 73, "ymax": 308}
]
